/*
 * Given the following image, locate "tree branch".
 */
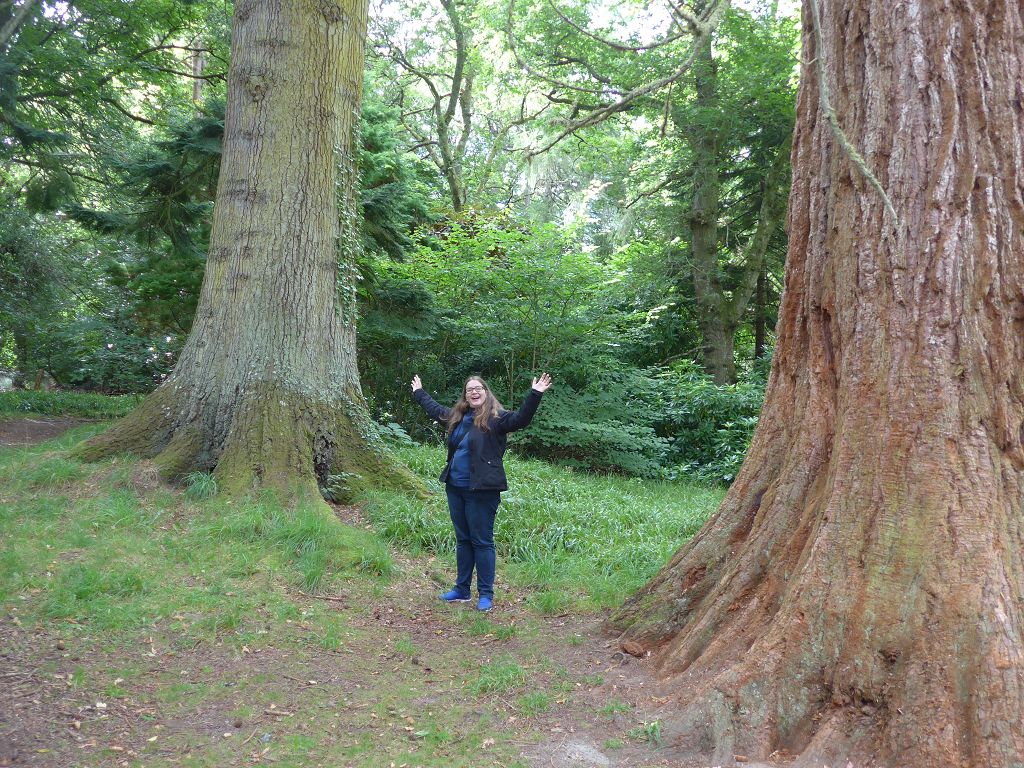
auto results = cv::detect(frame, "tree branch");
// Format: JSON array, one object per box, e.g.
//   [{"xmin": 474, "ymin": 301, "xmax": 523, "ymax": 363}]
[
  {"xmin": 0, "ymin": 0, "xmax": 39, "ymax": 51},
  {"xmin": 544, "ymin": 0, "xmax": 689, "ymax": 53},
  {"xmin": 506, "ymin": 0, "xmax": 732, "ymax": 156},
  {"xmin": 100, "ymin": 98, "xmax": 156, "ymax": 126}
]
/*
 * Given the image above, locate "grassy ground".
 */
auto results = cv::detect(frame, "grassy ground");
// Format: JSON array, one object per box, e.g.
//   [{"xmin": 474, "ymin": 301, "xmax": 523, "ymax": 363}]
[{"xmin": 0, "ymin": 404, "xmax": 724, "ymax": 768}]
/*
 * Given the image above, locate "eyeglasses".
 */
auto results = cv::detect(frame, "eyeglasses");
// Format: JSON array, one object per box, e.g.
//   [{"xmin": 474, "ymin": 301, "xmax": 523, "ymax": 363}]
[{"xmin": 465, "ymin": 386, "xmax": 485, "ymax": 394}]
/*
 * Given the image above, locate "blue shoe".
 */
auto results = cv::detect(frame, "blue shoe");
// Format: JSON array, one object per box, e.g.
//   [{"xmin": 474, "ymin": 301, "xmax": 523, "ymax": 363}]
[
  {"xmin": 477, "ymin": 596, "xmax": 493, "ymax": 612},
  {"xmin": 440, "ymin": 589, "xmax": 471, "ymax": 603}
]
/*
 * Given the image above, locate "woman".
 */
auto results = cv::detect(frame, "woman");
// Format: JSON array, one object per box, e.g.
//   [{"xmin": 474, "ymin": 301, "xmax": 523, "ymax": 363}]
[{"xmin": 411, "ymin": 372, "xmax": 552, "ymax": 611}]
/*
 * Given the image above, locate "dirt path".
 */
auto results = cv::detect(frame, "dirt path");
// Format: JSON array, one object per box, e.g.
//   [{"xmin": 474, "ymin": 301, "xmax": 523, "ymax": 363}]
[
  {"xmin": 0, "ymin": 558, "xmax": 687, "ymax": 768},
  {"xmin": 0, "ymin": 417, "xmax": 93, "ymax": 447}
]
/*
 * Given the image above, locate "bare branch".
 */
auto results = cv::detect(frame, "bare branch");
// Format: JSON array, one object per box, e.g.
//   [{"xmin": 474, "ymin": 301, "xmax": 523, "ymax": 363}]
[{"xmin": 544, "ymin": 0, "xmax": 689, "ymax": 53}]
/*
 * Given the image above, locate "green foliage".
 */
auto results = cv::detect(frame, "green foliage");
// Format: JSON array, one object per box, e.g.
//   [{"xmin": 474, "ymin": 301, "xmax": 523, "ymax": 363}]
[
  {"xmin": 0, "ymin": 200, "xmax": 182, "ymax": 392},
  {"xmin": 0, "ymin": 390, "xmax": 140, "ymax": 418},
  {"xmin": 656, "ymin": 361, "xmax": 767, "ymax": 484},
  {"xmin": 519, "ymin": 367, "xmax": 668, "ymax": 477},
  {"xmin": 357, "ymin": 87, "xmax": 434, "ymax": 260},
  {"xmin": 361, "ymin": 218, "xmax": 655, "ymax": 461}
]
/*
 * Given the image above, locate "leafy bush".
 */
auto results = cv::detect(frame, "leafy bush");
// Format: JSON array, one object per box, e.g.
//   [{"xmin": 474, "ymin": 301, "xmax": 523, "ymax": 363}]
[
  {"xmin": 655, "ymin": 361, "xmax": 767, "ymax": 484},
  {"xmin": 518, "ymin": 367, "xmax": 668, "ymax": 477}
]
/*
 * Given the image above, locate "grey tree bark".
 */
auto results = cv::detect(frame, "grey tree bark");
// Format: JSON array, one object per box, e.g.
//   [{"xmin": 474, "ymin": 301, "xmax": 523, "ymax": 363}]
[{"xmin": 76, "ymin": 0, "xmax": 419, "ymax": 501}]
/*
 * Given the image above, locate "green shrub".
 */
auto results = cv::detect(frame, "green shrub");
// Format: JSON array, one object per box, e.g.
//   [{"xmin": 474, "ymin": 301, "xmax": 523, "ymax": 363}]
[
  {"xmin": 518, "ymin": 368, "xmax": 669, "ymax": 478},
  {"xmin": 655, "ymin": 360, "xmax": 767, "ymax": 484}
]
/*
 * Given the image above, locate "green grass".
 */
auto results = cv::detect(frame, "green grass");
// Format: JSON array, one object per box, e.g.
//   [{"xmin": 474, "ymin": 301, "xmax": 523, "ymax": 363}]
[
  {"xmin": 0, "ymin": 400, "xmax": 720, "ymax": 768},
  {"xmin": 628, "ymin": 720, "xmax": 663, "ymax": 746},
  {"xmin": 183, "ymin": 471, "xmax": 218, "ymax": 500},
  {"xmin": 598, "ymin": 698, "xmax": 633, "ymax": 716},
  {"xmin": 0, "ymin": 390, "xmax": 141, "ymax": 418},
  {"xmin": 471, "ymin": 656, "xmax": 527, "ymax": 694},
  {"xmin": 516, "ymin": 690, "xmax": 551, "ymax": 716},
  {"xmin": 0, "ymin": 427, "xmax": 395, "ymax": 635},
  {"xmin": 394, "ymin": 635, "xmax": 417, "ymax": 657},
  {"xmin": 360, "ymin": 443, "xmax": 722, "ymax": 608},
  {"xmin": 0, "ymin": 403, "xmax": 729, "ymax": 768}
]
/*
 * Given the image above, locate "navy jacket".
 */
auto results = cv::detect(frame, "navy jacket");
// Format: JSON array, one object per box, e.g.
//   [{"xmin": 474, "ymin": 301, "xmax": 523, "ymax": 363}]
[{"xmin": 413, "ymin": 387, "xmax": 544, "ymax": 491}]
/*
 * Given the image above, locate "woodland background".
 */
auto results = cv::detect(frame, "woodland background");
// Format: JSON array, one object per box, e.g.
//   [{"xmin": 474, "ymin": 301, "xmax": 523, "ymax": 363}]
[{"xmin": 0, "ymin": 0, "xmax": 797, "ymax": 484}]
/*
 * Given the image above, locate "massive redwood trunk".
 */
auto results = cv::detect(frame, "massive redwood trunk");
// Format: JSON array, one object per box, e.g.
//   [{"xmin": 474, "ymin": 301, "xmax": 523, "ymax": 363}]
[
  {"xmin": 612, "ymin": 1, "xmax": 1024, "ymax": 766},
  {"xmin": 75, "ymin": 0, "xmax": 418, "ymax": 500}
]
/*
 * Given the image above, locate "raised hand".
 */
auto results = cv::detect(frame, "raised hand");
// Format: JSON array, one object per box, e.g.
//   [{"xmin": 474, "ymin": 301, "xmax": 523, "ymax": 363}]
[
  {"xmin": 531, "ymin": 372, "xmax": 553, "ymax": 393},
  {"xmin": 411, "ymin": 374, "xmax": 422, "ymax": 393}
]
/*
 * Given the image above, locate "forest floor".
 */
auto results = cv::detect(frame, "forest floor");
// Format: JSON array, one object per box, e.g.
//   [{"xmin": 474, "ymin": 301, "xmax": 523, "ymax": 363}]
[
  {"xmin": 0, "ymin": 416, "xmax": 776, "ymax": 768},
  {"xmin": 0, "ymin": 416, "xmax": 92, "ymax": 447}
]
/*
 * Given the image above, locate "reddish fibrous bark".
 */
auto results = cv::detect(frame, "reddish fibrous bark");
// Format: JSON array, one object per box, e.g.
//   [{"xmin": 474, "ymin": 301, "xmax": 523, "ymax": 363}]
[{"xmin": 612, "ymin": 1, "xmax": 1024, "ymax": 766}]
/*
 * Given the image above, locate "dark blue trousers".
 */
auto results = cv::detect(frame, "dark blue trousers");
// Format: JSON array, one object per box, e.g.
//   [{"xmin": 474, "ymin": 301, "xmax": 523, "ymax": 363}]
[{"xmin": 445, "ymin": 485, "xmax": 500, "ymax": 598}]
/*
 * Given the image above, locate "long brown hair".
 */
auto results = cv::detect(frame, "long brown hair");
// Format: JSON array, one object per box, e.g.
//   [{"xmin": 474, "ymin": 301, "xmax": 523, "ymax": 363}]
[{"xmin": 447, "ymin": 376, "xmax": 504, "ymax": 434}]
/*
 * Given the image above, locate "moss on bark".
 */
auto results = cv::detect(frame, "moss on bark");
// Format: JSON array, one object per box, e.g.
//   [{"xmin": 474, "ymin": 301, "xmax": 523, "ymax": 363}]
[
  {"xmin": 72, "ymin": 384, "xmax": 177, "ymax": 463},
  {"xmin": 77, "ymin": 379, "xmax": 424, "ymax": 504}
]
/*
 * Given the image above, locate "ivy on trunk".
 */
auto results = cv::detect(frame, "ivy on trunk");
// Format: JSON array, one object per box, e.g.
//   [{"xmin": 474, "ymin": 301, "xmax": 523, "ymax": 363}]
[{"xmin": 76, "ymin": 0, "xmax": 420, "ymax": 501}]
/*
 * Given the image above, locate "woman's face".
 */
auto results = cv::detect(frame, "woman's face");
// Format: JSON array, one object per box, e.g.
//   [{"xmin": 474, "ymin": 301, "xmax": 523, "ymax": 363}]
[{"xmin": 464, "ymin": 379, "xmax": 487, "ymax": 408}]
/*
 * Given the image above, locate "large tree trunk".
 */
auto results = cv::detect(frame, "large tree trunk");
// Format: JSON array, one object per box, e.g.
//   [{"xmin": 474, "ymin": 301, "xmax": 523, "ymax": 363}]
[
  {"xmin": 612, "ymin": 1, "xmax": 1024, "ymax": 766},
  {"xmin": 76, "ymin": 0, "xmax": 419, "ymax": 500}
]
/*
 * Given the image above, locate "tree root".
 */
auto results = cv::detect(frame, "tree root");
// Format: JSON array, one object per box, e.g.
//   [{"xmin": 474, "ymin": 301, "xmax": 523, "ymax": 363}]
[{"xmin": 73, "ymin": 379, "xmax": 425, "ymax": 502}]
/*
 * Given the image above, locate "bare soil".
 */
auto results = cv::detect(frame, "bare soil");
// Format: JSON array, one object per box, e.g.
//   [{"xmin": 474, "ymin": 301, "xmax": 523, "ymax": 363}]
[{"xmin": 0, "ymin": 417, "xmax": 92, "ymax": 447}]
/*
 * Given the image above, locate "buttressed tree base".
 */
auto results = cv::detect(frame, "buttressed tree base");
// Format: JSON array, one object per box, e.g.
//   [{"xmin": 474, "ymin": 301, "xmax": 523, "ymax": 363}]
[
  {"xmin": 612, "ymin": 0, "xmax": 1024, "ymax": 765},
  {"xmin": 76, "ymin": 0, "xmax": 420, "ymax": 501}
]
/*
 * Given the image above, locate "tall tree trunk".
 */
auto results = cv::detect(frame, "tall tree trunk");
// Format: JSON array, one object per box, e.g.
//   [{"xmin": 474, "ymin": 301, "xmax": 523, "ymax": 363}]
[
  {"xmin": 753, "ymin": 263, "xmax": 767, "ymax": 360},
  {"xmin": 190, "ymin": 46, "xmax": 205, "ymax": 105},
  {"xmin": 612, "ymin": 1, "xmax": 1024, "ymax": 766},
  {"xmin": 685, "ymin": 45, "xmax": 733, "ymax": 384},
  {"xmin": 75, "ymin": 0, "xmax": 419, "ymax": 500}
]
